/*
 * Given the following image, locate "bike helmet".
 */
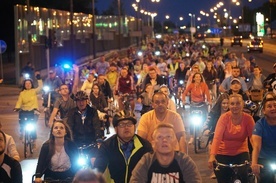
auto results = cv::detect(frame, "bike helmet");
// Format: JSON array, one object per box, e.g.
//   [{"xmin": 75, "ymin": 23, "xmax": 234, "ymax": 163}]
[
  {"xmin": 112, "ymin": 110, "xmax": 137, "ymax": 127},
  {"xmin": 74, "ymin": 91, "xmax": 89, "ymax": 101},
  {"xmin": 244, "ymin": 100, "xmax": 258, "ymax": 113}
]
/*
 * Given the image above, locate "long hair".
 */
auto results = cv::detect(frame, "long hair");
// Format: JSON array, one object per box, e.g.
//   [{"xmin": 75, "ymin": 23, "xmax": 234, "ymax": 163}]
[
  {"xmin": 191, "ymin": 72, "xmax": 205, "ymax": 83},
  {"xmin": 22, "ymin": 79, "xmax": 35, "ymax": 91},
  {"xmin": 210, "ymin": 93, "xmax": 230, "ymax": 114},
  {"xmin": 48, "ymin": 120, "xmax": 73, "ymax": 158}
]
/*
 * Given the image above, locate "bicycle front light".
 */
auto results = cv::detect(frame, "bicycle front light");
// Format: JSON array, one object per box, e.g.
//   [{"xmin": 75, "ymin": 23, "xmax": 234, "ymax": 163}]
[
  {"xmin": 43, "ymin": 86, "xmax": 50, "ymax": 92},
  {"xmin": 179, "ymin": 80, "xmax": 184, "ymax": 85},
  {"xmin": 25, "ymin": 123, "xmax": 35, "ymax": 132},
  {"xmin": 24, "ymin": 73, "xmax": 30, "ymax": 79},
  {"xmin": 78, "ymin": 155, "xmax": 87, "ymax": 166},
  {"xmin": 270, "ymin": 163, "xmax": 276, "ymax": 170},
  {"xmin": 137, "ymin": 51, "xmax": 143, "ymax": 57}
]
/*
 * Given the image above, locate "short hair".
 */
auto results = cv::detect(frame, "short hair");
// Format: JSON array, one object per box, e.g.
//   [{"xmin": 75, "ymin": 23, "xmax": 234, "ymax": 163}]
[
  {"xmin": 229, "ymin": 93, "xmax": 243, "ymax": 102},
  {"xmin": 0, "ymin": 130, "xmax": 6, "ymax": 144},
  {"xmin": 263, "ymin": 98, "xmax": 276, "ymax": 110},
  {"xmin": 232, "ymin": 66, "xmax": 240, "ymax": 70},
  {"xmin": 73, "ymin": 168, "xmax": 106, "ymax": 183},
  {"xmin": 152, "ymin": 123, "xmax": 175, "ymax": 139},
  {"xmin": 152, "ymin": 91, "xmax": 167, "ymax": 101}
]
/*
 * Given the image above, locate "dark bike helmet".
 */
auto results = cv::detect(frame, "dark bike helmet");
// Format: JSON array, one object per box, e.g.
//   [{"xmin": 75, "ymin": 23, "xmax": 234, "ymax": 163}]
[
  {"xmin": 112, "ymin": 110, "xmax": 137, "ymax": 127},
  {"xmin": 74, "ymin": 91, "xmax": 89, "ymax": 101}
]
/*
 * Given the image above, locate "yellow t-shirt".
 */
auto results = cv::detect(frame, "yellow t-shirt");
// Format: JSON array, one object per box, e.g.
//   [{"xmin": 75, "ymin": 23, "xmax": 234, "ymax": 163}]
[{"xmin": 137, "ymin": 110, "xmax": 185, "ymax": 150}]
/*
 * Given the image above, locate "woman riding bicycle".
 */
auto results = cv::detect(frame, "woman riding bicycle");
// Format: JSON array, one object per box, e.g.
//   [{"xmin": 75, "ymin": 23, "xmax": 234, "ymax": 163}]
[
  {"xmin": 14, "ymin": 77, "xmax": 42, "ymax": 148},
  {"xmin": 208, "ymin": 94, "xmax": 255, "ymax": 183},
  {"xmin": 35, "ymin": 120, "xmax": 78, "ymax": 183},
  {"xmin": 204, "ymin": 93, "xmax": 230, "ymax": 179},
  {"xmin": 182, "ymin": 72, "xmax": 211, "ymax": 144}
]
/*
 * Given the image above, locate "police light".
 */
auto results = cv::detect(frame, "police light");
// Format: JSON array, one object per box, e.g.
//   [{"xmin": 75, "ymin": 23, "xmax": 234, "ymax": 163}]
[{"xmin": 63, "ymin": 64, "xmax": 71, "ymax": 69}]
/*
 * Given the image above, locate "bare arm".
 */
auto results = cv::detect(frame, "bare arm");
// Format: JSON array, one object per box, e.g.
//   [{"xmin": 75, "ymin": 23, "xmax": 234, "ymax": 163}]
[
  {"xmin": 48, "ymin": 108, "xmax": 59, "ymax": 128},
  {"xmin": 176, "ymin": 132, "xmax": 187, "ymax": 154},
  {"xmin": 72, "ymin": 64, "xmax": 79, "ymax": 95},
  {"xmin": 251, "ymin": 135, "xmax": 263, "ymax": 175}
]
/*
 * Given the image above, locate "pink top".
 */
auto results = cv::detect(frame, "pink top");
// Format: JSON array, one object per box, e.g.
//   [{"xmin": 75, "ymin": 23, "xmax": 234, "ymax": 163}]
[
  {"xmin": 210, "ymin": 111, "xmax": 255, "ymax": 156},
  {"xmin": 183, "ymin": 82, "xmax": 211, "ymax": 103}
]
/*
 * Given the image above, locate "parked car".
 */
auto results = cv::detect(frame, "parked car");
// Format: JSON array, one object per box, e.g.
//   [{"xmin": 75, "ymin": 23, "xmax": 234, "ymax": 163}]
[
  {"xmin": 247, "ymin": 37, "xmax": 263, "ymax": 53},
  {"xmin": 231, "ymin": 36, "xmax": 243, "ymax": 47}
]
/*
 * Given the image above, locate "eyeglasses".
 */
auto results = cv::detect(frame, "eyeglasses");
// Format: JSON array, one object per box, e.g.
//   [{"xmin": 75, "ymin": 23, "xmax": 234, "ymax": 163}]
[
  {"xmin": 118, "ymin": 122, "xmax": 134, "ymax": 128},
  {"xmin": 156, "ymin": 135, "xmax": 174, "ymax": 141}
]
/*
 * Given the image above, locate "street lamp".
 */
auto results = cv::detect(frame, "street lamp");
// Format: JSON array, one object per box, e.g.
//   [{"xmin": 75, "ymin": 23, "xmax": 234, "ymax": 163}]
[
  {"xmin": 189, "ymin": 13, "xmax": 195, "ymax": 41},
  {"xmin": 151, "ymin": 13, "xmax": 157, "ymax": 38}
]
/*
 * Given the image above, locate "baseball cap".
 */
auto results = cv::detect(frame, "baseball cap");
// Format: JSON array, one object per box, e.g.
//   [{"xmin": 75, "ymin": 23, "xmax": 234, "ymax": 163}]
[
  {"xmin": 231, "ymin": 78, "xmax": 241, "ymax": 84},
  {"xmin": 49, "ymin": 70, "xmax": 54, "ymax": 74}
]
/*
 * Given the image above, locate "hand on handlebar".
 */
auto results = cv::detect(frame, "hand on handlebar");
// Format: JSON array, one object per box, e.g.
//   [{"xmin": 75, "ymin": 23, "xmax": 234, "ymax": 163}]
[
  {"xmin": 208, "ymin": 155, "xmax": 217, "ymax": 170},
  {"xmin": 251, "ymin": 163, "xmax": 264, "ymax": 175}
]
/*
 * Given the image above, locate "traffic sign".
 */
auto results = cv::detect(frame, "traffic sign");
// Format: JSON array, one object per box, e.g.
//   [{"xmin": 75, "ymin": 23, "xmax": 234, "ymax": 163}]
[{"xmin": 0, "ymin": 40, "xmax": 7, "ymax": 54}]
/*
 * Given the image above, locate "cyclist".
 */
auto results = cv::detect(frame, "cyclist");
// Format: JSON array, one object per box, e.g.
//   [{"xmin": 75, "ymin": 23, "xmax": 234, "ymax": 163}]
[
  {"xmin": 251, "ymin": 97, "xmax": 276, "ymax": 183},
  {"xmin": 131, "ymin": 123, "xmax": 201, "ymax": 183},
  {"xmin": 14, "ymin": 77, "xmax": 42, "ymax": 148},
  {"xmin": 48, "ymin": 65, "xmax": 79, "ymax": 127},
  {"xmin": 115, "ymin": 67, "xmax": 135, "ymax": 111},
  {"xmin": 0, "ymin": 130, "xmax": 22, "ymax": 183},
  {"xmin": 34, "ymin": 120, "xmax": 78, "ymax": 183},
  {"xmin": 208, "ymin": 94, "xmax": 255, "ymax": 183},
  {"xmin": 182, "ymin": 72, "xmax": 211, "ymax": 144},
  {"xmin": 67, "ymin": 91, "xmax": 102, "ymax": 148},
  {"xmin": 0, "ymin": 121, "xmax": 20, "ymax": 161},
  {"xmin": 263, "ymin": 63, "xmax": 276, "ymax": 93},
  {"xmin": 94, "ymin": 110, "xmax": 152, "ymax": 183}
]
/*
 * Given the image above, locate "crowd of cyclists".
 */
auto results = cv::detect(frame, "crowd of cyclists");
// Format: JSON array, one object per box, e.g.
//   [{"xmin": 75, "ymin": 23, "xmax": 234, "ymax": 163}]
[{"xmin": 1, "ymin": 33, "xmax": 276, "ymax": 183}]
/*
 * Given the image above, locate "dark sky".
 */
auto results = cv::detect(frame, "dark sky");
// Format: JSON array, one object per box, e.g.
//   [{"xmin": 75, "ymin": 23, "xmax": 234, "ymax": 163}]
[{"xmin": 96, "ymin": 0, "xmax": 268, "ymax": 25}]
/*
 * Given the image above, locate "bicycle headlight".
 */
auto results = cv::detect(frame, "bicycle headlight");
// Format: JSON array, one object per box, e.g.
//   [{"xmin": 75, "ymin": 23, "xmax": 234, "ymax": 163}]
[
  {"xmin": 270, "ymin": 163, "xmax": 276, "ymax": 170},
  {"xmin": 179, "ymin": 80, "xmax": 184, "ymax": 85},
  {"xmin": 137, "ymin": 51, "xmax": 143, "ymax": 57},
  {"xmin": 25, "ymin": 123, "xmax": 35, "ymax": 132},
  {"xmin": 24, "ymin": 73, "xmax": 30, "ymax": 79},
  {"xmin": 78, "ymin": 156, "xmax": 86, "ymax": 166},
  {"xmin": 43, "ymin": 86, "xmax": 50, "ymax": 92},
  {"xmin": 155, "ymin": 51, "xmax": 160, "ymax": 56}
]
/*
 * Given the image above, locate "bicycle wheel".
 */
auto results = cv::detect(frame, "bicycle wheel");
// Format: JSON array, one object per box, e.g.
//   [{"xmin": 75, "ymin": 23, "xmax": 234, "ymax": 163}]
[
  {"xmin": 194, "ymin": 126, "xmax": 200, "ymax": 153},
  {"xmin": 24, "ymin": 132, "xmax": 27, "ymax": 158}
]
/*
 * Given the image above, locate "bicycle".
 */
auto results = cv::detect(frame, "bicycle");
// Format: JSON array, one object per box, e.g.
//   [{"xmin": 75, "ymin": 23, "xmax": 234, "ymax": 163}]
[
  {"xmin": 214, "ymin": 161, "xmax": 257, "ymax": 183},
  {"xmin": 189, "ymin": 102, "xmax": 209, "ymax": 153},
  {"xmin": 77, "ymin": 142, "xmax": 99, "ymax": 168},
  {"xmin": 18, "ymin": 109, "xmax": 38, "ymax": 158}
]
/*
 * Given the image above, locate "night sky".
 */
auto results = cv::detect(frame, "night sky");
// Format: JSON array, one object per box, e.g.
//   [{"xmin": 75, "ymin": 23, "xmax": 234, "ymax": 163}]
[{"xmin": 96, "ymin": 0, "xmax": 268, "ymax": 25}]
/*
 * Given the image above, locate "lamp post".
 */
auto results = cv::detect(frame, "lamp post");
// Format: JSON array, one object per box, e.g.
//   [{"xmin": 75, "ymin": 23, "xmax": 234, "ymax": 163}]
[
  {"xmin": 92, "ymin": 0, "xmax": 96, "ymax": 58},
  {"xmin": 189, "ymin": 13, "xmax": 195, "ymax": 41},
  {"xmin": 151, "ymin": 13, "xmax": 157, "ymax": 38},
  {"xmin": 118, "ymin": 0, "xmax": 121, "ymax": 50}
]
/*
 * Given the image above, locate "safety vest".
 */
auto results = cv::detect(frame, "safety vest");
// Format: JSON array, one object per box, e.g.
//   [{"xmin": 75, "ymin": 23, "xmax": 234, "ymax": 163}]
[
  {"xmin": 169, "ymin": 62, "xmax": 179, "ymax": 76},
  {"xmin": 203, "ymin": 49, "xmax": 209, "ymax": 57},
  {"xmin": 222, "ymin": 48, "xmax": 228, "ymax": 56}
]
